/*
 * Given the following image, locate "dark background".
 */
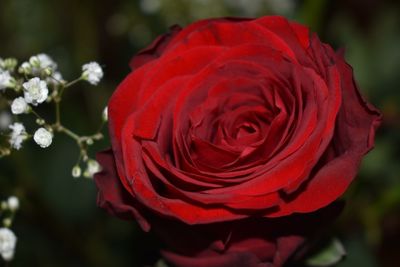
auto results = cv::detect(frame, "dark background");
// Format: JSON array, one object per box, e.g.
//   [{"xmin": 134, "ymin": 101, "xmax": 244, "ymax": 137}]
[{"xmin": 0, "ymin": 0, "xmax": 399, "ymax": 266}]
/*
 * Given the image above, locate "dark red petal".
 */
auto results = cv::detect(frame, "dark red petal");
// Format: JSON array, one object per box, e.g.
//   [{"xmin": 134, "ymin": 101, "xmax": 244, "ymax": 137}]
[
  {"xmin": 164, "ymin": 17, "xmax": 253, "ymax": 54},
  {"xmin": 156, "ymin": 202, "xmax": 343, "ymax": 267},
  {"xmin": 137, "ymin": 45, "xmax": 226, "ymax": 109},
  {"xmin": 289, "ymin": 22, "xmax": 310, "ymax": 50},
  {"xmin": 162, "ymin": 250, "xmax": 267, "ymax": 267},
  {"xmin": 132, "ymin": 76, "xmax": 190, "ymax": 140},
  {"xmin": 268, "ymin": 56, "xmax": 382, "ymax": 217},
  {"xmin": 129, "ymin": 25, "xmax": 182, "ymax": 70},
  {"xmin": 94, "ymin": 149, "xmax": 150, "ymax": 231},
  {"xmin": 272, "ymin": 236, "xmax": 304, "ymax": 267},
  {"xmin": 108, "ymin": 65, "xmax": 151, "ymax": 146},
  {"xmin": 120, "ymin": 112, "xmax": 248, "ymax": 224},
  {"xmin": 203, "ymin": 65, "xmax": 341, "ymax": 197},
  {"xmin": 256, "ymin": 16, "xmax": 310, "ymax": 64},
  {"xmin": 141, "ymin": 142, "xmax": 282, "ymax": 211}
]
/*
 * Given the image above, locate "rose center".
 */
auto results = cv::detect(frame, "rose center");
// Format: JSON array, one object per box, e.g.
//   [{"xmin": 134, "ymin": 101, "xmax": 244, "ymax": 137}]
[{"xmin": 235, "ymin": 122, "xmax": 257, "ymax": 139}]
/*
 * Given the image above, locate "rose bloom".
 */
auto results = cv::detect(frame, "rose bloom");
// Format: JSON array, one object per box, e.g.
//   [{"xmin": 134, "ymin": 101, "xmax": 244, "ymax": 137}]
[{"xmin": 95, "ymin": 16, "xmax": 381, "ymax": 267}]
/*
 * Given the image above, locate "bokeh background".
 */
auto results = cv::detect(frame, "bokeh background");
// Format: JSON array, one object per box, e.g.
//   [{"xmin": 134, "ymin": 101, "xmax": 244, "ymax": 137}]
[{"xmin": 0, "ymin": 0, "xmax": 399, "ymax": 266}]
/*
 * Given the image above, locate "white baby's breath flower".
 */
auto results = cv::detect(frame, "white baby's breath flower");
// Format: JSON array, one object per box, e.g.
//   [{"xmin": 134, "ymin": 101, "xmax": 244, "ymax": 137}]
[
  {"xmin": 37, "ymin": 54, "xmax": 57, "ymax": 69},
  {"xmin": 0, "ymin": 71, "xmax": 15, "ymax": 90},
  {"xmin": 11, "ymin": 97, "xmax": 29, "ymax": 115},
  {"xmin": 23, "ymin": 77, "xmax": 49, "ymax": 105},
  {"xmin": 82, "ymin": 62, "xmax": 103, "ymax": 85},
  {"xmin": 0, "ymin": 228, "xmax": 17, "ymax": 261},
  {"xmin": 7, "ymin": 196, "xmax": 19, "ymax": 212},
  {"xmin": 29, "ymin": 53, "xmax": 57, "ymax": 74},
  {"xmin": 33, "ymin": 127, "xmax": 53, "ymax": 148},
  {"xmin": 84, "ymin": 159, "xmax": 101, "ymax": 178},
  {"xmin": 9, "ymin": 122, "xmax": 27, "ymax": 150}
]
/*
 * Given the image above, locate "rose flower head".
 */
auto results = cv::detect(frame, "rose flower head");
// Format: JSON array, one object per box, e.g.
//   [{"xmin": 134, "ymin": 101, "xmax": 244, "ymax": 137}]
[{"xmin": 95, "ymin": 16, "xmax": 381, "ymax": 267}]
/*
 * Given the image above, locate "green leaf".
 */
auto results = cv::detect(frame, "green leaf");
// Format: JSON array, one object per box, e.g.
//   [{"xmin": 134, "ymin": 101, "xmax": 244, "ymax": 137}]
[{"xmin": 305, "ymin": 238, "xmax": 346, "ymax": 267}]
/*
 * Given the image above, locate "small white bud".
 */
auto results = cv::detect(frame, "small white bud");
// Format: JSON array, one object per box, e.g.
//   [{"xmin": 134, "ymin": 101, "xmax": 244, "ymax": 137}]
[
  {"xmin": 84, "ymin": 159, "xmax": 101, "ymax": 178},
  {"xmin": 43, "ymin": 67, "xmax": 53, "ymax": 76},
  {"xmin": 0, "ymin": 148, "xmax": 11, "ymax": 157},
  {"xmin": 82, "ymin": 62, "xmax": 103, "ymax": 85},
  {"xmin": 2, "ymin": 219, "xmax": 11, "ymax": 228},
  {"xmin": 11, "ymin": 97, "xmax": 29, "ymax": 115},
  {"xmin": 33, "ymin": 128, "xmax": 53, "ymax": 148},
  {"xmin": 86, "ymin": 138, "xmax": 94, "ymax": 145},
  {"xmin": 92, "ymin": 133, "xmax": 103, "ymax": 140},
  {"xmin": 7, "ymin": 197, "xmax": 19, "ymax": 212},
  {"xmin": 18, "ymin": 62, "xmax": 31, "ymax": 74},
  {"xmin": 0, "ymin": 58, "xmax": 18, "ymax": 71},
  {"xmin": 28, "ymin": 54, "xmax": 57, "ymax": 75},
  {"xmin": 0, "ymin": 228, "xmax": 17, "ymax": 261},
  {"xmin": 35, "ymin": 118, "xmax": 45, "ymax": 125},
  {"xmin": 72, "ymin": 166, "xmax": 82, "ymax": 178},
  {"xmin": 102, "ymin": 106, "xmax": 108, "ymax": 121},
  {"xmin": 29, "ymin": 56, "xmax": 40, "ymax": 67},
  {"xmin": 22, "ymin": 77, "xmax": 49, "ymax": 106}
]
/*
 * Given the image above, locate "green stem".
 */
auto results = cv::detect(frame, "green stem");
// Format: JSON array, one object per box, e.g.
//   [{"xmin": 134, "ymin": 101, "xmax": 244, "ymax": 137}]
[
  {"xmin": 30, "ymin": 109, "xmax": 45, "ymax": 122},
  {"xmin": 49, "ymin": 75, "xmax": 63, "ymax": 84},
  {"xmin": 55, "ymin": 125, "xmax": 80, "ymax": 142},
  {"xmin": 53, "ymin": 124, "xmax": 90, "ymax": 160},
  {"xmin": 64, "ymin": 77, "xmax": 82, "ymax": 88},
  {"xmin": 55, "ymin": 100, "xmax": 61, "ymax": 125},
  {"xmin": 95, "ymin": 120, "xmax": 106, "ymax": 135}
]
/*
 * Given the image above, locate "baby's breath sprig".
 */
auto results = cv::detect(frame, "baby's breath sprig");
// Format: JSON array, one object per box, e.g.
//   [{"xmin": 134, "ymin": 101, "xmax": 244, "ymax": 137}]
[
  {"xmin": 0, "ymin": 54, "xmax": 107, "ymax": 178},
  {"xmin": 0, "ymin": 196, "xmax": 19, "ymax": 262}
]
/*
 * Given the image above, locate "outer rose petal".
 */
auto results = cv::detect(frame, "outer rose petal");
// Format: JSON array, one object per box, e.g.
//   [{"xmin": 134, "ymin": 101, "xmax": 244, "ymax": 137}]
[
  {"xmin": 129, "ymin": 25, "xmax": 182, "ymax": 70},
  {"xmin": 268, "ymin": 53, "xmax": 382, "ymax": 217},
  {"xmin": 162, "ymin": 251, "xmax": 268, "ymax": 267},
  {"xmin": 151, "ymin": 202, "xmax": 343, "ymax": 267},
  {"xmin": 162, "ymin": 17, "xmax": 252, "ymax": 54},
  {"xmin": 94, "ymin": 149, "xmax": 150, "ymax": 231},
  {"xmin": 129, "ymin": 17, "xmax": 252, "ymax": 71}
]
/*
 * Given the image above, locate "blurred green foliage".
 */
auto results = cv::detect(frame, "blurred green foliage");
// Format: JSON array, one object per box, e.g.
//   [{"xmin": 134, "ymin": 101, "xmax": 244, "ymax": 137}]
[{"xmin": 0, "ymin": 0, "xmax": 399, "ymax": 266}]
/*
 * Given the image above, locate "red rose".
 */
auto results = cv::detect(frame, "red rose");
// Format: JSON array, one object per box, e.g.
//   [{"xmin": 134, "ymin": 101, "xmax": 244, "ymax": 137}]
[{"xmin": 95, "ymin": 16, "xmax": 381, "ymax": 267}]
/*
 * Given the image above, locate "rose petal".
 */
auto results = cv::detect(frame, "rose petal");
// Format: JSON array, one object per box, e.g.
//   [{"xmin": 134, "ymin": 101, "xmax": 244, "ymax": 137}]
[
  {"xmin": 94, "ymin": 149, "xmax": 150, "ymax": 231},
  {"xmin": 268, "ymin": 56, "xmax": 382, "ymax": 216},
  {"xmin": 130, "ymin": 25, "xmax": 182, "ymax": 70}
]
